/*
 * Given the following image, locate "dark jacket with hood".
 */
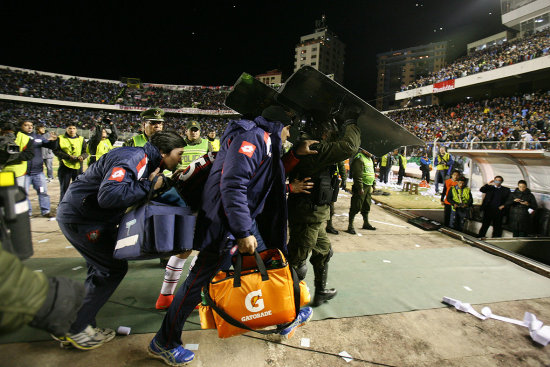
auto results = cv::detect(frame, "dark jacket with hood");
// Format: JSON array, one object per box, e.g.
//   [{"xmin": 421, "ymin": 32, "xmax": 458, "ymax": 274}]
[{"xmin": 193, "ymin": 116, "xmax": 288, "ymax": 253}]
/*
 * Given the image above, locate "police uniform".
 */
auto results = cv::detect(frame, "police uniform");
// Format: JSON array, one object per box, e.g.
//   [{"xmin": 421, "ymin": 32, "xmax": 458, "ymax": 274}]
[
  {"xmin": 287, "ymin": 123, "xmax": 360, "ymax": 306},
  {"xmin": 2, "ymin": 131, "xmax": 32, "ymax": 188},
  {"xmin": 53, "ymin": 131, "xmax": 88, "ymax": 203},
  {"xmin": 178, "ymin": 121, "xmax": 212, "ymax": 170},
  {"xmin": 348, "ymin": 150, "xmax": 376, "ymax": 233},
  {"xmin": 378, "ymin": 152, "xmax": 394, "ymax": 184},
  {"xmin": 326, "ymin": 161, "xmax": 346, "ymax": 234},
  {"xmin": 123, "ymin": 108, "xmax": 164, "ymax": 147},
  {"xmin": 434, "ymin": 151, "xmax": 453, "ymax": 194},
  {"xmin": 207, "ymin": 136, "xmax": 220, "ymax": 152},
  {"xmin": 447, "ymin": 184, "xmax": 473, "ymax": 232}
]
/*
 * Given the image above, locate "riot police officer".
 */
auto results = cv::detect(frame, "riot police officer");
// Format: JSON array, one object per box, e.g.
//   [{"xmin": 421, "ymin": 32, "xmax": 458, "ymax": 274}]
[{"xmin": 287, "ymin": 116, "xmax": 360, "ymax": 307}]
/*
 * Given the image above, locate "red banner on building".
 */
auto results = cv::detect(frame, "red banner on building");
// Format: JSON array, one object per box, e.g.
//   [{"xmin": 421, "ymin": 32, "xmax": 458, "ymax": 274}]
[{"xmin": 433, "ymin": 79, "xmax": 455, "ymax": 93}]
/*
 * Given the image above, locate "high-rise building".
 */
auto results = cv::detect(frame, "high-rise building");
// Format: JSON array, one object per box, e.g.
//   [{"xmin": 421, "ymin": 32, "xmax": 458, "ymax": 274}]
[
  {"xmin": 255, "ymin": 69, "xmax": 283, "ymax": 86},
  {"xmin": 293, "ymin": 16, "xmax": 345, "ymax": 83},
  {"xmin": 376, "ymin": 42, "xmax": 448, "ymax": 110}
]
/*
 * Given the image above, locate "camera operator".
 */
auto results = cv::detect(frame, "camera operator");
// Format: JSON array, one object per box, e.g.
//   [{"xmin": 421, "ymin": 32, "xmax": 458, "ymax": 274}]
[
  {"xmin": 287, "ymin": 108, "xmax": 360, "ymax": 307},
  {"xmin": 87, "ymin": 116, "xmax": 118, "ymax": 165},
  {"xmin": 0, "ymin": 122, "xmax": 35, "ymax": 188}
]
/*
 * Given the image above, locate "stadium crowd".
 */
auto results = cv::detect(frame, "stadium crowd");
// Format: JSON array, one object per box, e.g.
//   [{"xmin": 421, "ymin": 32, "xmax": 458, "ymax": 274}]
[
  {"xmin": 0, "ymin": 101, "xmax": 232, "ymax": 135},
  {"xmin": 402, "ymin": 28, "xmax": 550, "ymax": 91},
  {"xmin": 0, "ymin": 68, "xmax": 231, "ymax": 110},
  {"xmin": 387, "ymin": 90, "xmax": 550, "ymax": 149}
]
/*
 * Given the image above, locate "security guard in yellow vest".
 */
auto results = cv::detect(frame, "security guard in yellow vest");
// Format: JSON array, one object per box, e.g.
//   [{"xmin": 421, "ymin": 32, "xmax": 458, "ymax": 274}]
[
  {"xmin": 53, "ymin": 123, "xmax": 88, "ymax": 202},
  {"xmin": 347, "ymin": 148, "xmax": 376, "ymax": 234},
  {"xmin": 397, "ymin": 149, "xmax": 407, "ymax": 185},
  {"xmin": 378, "ymin": 150, "xmax": 396, "ymax": 184},
  {"xmin": 434, "ymin": 146, "xmax": 454, "ymax": 194},
  {"xmin": 1, "ymin": 122, "xmax": 34, "ymax": 189},
  {"xmin": 87, "ymin": 117, "xmax": 118, "ymax": 165},
  {"xmin": 447, "ymin": 176, "xmax": 472, "ymax": 232},
  {"xmin": 123, "ymin": 108, "xmax": 164, "ymax": 147},
  {"xmin": 206, "ymin": 129, "xmax": 220, "ymax": 152},
  {"xmin": 177, "ymin": 121, "xmax": 212, "ymax": 170}
]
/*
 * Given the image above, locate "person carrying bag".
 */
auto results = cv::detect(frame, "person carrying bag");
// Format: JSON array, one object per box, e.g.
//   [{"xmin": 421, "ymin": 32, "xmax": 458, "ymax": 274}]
[
  {"xmin": 114, "ymin": 175, "xmax": 196, "ymax": 260},
  {"xmin": 201, "ymin": 248, "xmax": 311, "ymax": 338}
]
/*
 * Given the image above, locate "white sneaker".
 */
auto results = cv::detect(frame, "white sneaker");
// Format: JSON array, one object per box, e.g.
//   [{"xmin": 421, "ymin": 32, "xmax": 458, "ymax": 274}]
[{"xmin": 58, "ymin": 325, "xmax": 116, "ymax": 350}]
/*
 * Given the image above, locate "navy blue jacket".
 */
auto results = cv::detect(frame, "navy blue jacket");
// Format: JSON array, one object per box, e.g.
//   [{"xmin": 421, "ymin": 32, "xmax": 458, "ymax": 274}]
[
  {"xmin": 193, "ymin": 116, "xmax": 288, "ymax": 253},
  {"xmin": 23, "ymin": 132, "xmax": 56, "ymax": 175},
  {"xmin": 56, "ymin": 142, "xmax": 162, "ymax": 225}
]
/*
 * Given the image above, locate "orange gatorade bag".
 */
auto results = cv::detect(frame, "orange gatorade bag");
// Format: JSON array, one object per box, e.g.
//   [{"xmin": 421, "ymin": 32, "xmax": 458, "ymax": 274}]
[{"xmin": 203, "ymin": 249, "xmax": 302, "ymax": 338}]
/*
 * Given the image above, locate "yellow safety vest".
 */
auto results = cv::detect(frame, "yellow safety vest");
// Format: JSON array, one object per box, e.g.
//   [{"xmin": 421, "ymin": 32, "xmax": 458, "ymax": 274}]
[
  {"xmin": 399, "ymin": 154, "xmax": 407, "ymax": 170},
  {"xmin": 209, "ymin": 138, "xmax": 220, "ymax": 152},
  {"xmin": 132, "ymin": 133, "xmax": 148, "ymax": 147},
  {"xmin": 380, "ymin": 154, "xmax": 390, "ymax": 167},
  {"xmin": 179, "ymin": 139, "xmax": 209, "ymax": 170},
  {"xmin": 436, "ymin": 153, "xmax": 450, "ymax": 171},
  {"xmin": 3, "ymin": 132, "xmax": 31, "ymax": 177},
  {"xmin": 450, "ymin": 186, "xmax": 471, "ymax": 211},
  {"xmin": 355, "ymin": 153, "xmax": 375, "ymax": 185},
  {"xmin": 58, "ymin": 135, "xmax": 84, "ymax": 170},
  {"xmin": 87, "ymin": 139, "xmax": 114, "ymax": 165}
]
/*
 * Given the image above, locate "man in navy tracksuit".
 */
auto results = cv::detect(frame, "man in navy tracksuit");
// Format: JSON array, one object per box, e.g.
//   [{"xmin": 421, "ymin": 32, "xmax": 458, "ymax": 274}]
[
  {"xmin": 149, "ymin": 107, "xmax": 313, "ymax": 366},
  {"xmin": 56, "ymin": 131, "xmax": 185, "ymax": 350},
  {"xmin": 19, "ymin": 120, "xmax": 57, "ymax": 217}
]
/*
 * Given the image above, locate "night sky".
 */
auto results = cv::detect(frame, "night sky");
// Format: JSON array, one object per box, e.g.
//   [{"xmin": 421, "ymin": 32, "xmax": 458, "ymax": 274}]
[{"xmin": 2, "ymin": 0, "xmax": 503, "ymax": 102}]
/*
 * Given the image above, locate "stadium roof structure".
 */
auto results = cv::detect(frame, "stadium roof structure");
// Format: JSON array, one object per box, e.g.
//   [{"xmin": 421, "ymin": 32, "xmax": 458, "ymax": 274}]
[{"xmin": 449, "ymin": 148, "xmax": 550, "ymax": 196}]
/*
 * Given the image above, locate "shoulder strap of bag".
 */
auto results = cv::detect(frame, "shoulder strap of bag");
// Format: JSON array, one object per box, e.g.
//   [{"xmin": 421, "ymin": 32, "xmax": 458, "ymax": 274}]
[{"xmin": 203, "ymin": 250, "xmax": 301, "ymax": 336}]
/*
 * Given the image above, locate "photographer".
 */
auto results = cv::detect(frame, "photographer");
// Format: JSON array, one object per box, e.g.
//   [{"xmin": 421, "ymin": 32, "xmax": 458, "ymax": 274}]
[
  {"xmin": 0, "ymin": 122, "xmax": 34, "ymax": 188},
  {"xmin": 87, "ymin": 116, "xmax": 118, "ymax": 165}
]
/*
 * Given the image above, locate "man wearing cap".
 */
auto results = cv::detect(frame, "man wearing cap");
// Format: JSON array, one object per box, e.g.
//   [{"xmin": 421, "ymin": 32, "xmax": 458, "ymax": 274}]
[
  {"xmin": 123, "ymin": 108, "xmax": 164, "ymax": 147},
  {"xmin": 52, "ymin": 123, "xmax": 88, "ymax": 202},
  {"xmin": 347, "ymin": 147, "xmax": 376, "ymax": 234},
  {"xmin": 177, "ymin": 121, "xmax": 212, "ymax": 170}
]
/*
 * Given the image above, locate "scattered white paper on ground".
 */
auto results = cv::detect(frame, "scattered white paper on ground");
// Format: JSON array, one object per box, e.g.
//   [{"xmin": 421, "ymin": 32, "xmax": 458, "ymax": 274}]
[
  {"xmin": 339, "ymin": 351, "xmax": 353, "ymax": 363},
  {"xmin": 481, "ymin": 307, "xmax": 527, "ymax": 327},
  {"xmin": 34, "ymin": 269, "xmax": 43, "ymax": 272},
  {"xmin": 442, "ymin": 297, "xmax": 486, "ymax": 320},
  {"xmin": 72, "ymin": 266, "xmax": 83, "ymax": 271},
  {"xmin": 383, "ymin": 259, "xmax": 391, "ymax": 263},
  {"xmin": 38, "ymin": 239, "xmax": 49, "ymax": 243},
  {"xmin": 65, "ymin": 245, "xmax": 72, "ymax": 249},
  {"xmin": 370, "ymin": 220, "xmax": 407, "ymax": 228},
  {"xmin": 184, "ymin": 344, "xmax": 199, "ymax": 351},
  {"xmin": 49, "ymin": 217, "xmax": 57, "ymax": 221},
  {"xmin": 300, "ymin": 338, "xmax": 310, "ymax": 347},
  {"xmin": 415, "ymin": 244, "xmax": 421, "ymax": 247},
  {"xmin": 357, "ymin": 233, "xmax": 363, "ymax": 237},
  {"xmin": 463, "ymin": 286, "xmax": 472, "ymax": 291},
  {"xmin": 376, "ymin": 203, "xmax": 382, "ymax": 206}
]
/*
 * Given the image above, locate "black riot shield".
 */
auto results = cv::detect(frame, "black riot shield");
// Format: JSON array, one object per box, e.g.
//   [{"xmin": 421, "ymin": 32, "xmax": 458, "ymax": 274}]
[
  {"xmin": 224, "ymin": 73, "xmax": 279, "ymax": 119},
  {"xmin": 278, "ymin": 66, "xmax": 424, "ymax": 157}
]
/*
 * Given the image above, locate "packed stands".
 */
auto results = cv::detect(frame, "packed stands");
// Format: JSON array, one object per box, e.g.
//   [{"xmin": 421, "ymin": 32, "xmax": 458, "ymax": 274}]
[
  {"xmin": 0, "ymin": 67, "xmax": 231, "ymax": 111},
  {"xmin": 387, "ymin": 91, "xmax": 550, "ymax": 150},
  {"xmin": 402, "ymin": 28, "xmax": 550, "ymax": 91}
]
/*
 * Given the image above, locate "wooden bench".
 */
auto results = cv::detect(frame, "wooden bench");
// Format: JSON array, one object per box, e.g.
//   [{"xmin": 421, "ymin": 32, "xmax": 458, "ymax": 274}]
[{"xmin": 402, "ymin": 182, "xmax": 419, "ymax": 195}]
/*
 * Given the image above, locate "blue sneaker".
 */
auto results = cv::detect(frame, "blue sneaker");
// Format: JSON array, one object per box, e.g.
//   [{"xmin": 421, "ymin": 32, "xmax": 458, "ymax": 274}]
[
  {"xmin": 278, "ymin": 306, "xmax": 313, "ymax": 339},
  {"xmin": 148, "ymin": 338, "xmax": 195, "ymax": 366}
]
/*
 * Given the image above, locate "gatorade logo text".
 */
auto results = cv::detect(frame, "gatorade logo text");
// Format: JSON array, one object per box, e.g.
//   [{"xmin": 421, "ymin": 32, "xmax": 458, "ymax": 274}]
[
  {"xmin": 244, "ymin": 289, "xmax": 264, "ymax": 312},
  {"xmin": 109, "ymin": 167, "xmax": 126, "ymax": 182},
  {"xmin": 238, "ymin": 141, "xmax": 256, "ymax": 158},
  {"xmin": 241, "ymin": 290, "xmax": 272, "ymax": 322}
]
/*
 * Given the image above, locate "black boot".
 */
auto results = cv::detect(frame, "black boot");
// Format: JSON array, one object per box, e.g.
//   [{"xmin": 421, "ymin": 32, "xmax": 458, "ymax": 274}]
[
  {"xmin": 361, "ymin": 213, "xmax": 376, "ymax": 230},
  {"xmin": 346, "ymin": 215, "xmax": 356, "ymax": 234},
  {"xmin": 311, "ymin": 264, "xmax": 337, "ymax": 307},
  {"xmin": 326, "ymin": 220, "xmax": 339, "ymax": 235}
]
